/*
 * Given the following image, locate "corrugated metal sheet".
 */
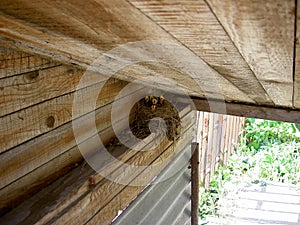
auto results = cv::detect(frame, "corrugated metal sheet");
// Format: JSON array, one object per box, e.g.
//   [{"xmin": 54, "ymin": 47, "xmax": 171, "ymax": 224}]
[{"xmin": 112, "ymin": 144, "xmax": 192, "ymax": 225}]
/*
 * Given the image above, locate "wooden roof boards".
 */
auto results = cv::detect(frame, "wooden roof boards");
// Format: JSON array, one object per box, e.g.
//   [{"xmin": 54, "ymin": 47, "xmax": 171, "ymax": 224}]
[{"xmin": 0, "ymin": 0, "xmax": 299, "ymax": 120}]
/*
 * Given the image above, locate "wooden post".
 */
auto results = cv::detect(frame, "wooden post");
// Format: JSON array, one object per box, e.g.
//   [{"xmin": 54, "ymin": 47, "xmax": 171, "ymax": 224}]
[{"xmin": 191, "ymin": 142, "xmax": 199, "ymax": 225}]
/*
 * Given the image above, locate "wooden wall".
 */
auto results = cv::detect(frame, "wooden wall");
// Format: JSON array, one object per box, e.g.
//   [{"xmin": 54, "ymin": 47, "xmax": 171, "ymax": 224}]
[
  {"xmin": 111, "ymin": 144, "xmax": 192, "ymax": 225},
  {"xmin": 0, "ymin": 104, "xmax": 195, "ymax": 225},
  {"xmin": 196, "ymin": 112, "xmax": 244, "ymax": 188},
  {"xmin": 0, "ymin": 45, "xmax": 131, "ymax": 215}
]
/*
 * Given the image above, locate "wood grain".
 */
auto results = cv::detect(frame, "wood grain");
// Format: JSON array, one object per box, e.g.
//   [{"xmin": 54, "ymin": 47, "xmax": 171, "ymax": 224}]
[
  {"xmin": 53, "ymin": 118, "xmax": 194, "ymax": 225},
  {"xmin": 0, "ymin": 0, "xmax": 169, "ymax": 66},
  {"xmin": 0, "ymin": 117, "xmax": 128, "ymax": 216},
  {"xmin": 128, "ymin": 0, "xmax": 273, "ymax": 105},
  {"xmin": 0, "ymin": 46, "xmax": 59, "ymax": 78},
  {"xmin": 119, "ymin": 61, "xmax": 254, "ymax": 103},
  {"xmin": 177, "ymin": 96, "xmax": 300, "ymax": 123},
  {"xmin": 0, "ymin": 81, "xmax": 141, "ymax": 190},
  {"xmin": 207, "ymin": 0, "xmax": 295, "ymax": 107},
  {"xmin": 0, "ymin": 65, "xmax": 85, "ymax": 117},
  {"xmin": 0, "ymin": 0, "xmax": 265, "ymax": 105},
  {"xmin": 0, "ymin": 106, "xmax": 194, "ymax": 224},
  {"xmin": 0, "ymin": 76, "xmax": 127, "ymax": 153}
]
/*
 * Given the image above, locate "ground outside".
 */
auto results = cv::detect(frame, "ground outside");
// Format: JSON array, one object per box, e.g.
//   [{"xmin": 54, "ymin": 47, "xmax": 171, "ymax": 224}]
[{"xmin": 205, "ymin": 182, "xmax": 300, "ymax": 225}]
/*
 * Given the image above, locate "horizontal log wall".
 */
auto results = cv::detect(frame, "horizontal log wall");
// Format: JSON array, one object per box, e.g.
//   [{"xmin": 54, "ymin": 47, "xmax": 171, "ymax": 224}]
[
  {"xmin": 196, "ymin": 111, "xmax": 244, "ymax": 188},
  {"xmin": 0, "ymin": 105, "xmax": 195, "ymax": 225},
  {"xmin": 0, "ymin": 46, "xmax": 131, "ymax": 215}
]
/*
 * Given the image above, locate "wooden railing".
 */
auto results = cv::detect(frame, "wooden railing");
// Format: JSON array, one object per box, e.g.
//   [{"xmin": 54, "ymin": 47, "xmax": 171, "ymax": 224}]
[{"xmin": 196, "ymin": 112, "xmax": 245, "ymax": 188}]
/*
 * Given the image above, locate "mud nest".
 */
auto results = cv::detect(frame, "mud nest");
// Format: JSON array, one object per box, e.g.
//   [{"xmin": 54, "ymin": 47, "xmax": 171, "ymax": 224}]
[{"xmin": 130, "ymin": 96, "xmax": 181, "ymax": 141}]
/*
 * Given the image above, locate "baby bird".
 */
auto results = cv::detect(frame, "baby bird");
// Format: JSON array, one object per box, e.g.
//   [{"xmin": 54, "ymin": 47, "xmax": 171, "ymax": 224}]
[
  {"xmin": 151, "ymin": 96, "xmax": 158, "ymax": 105},
  {"xmin": 151, "ymin": 104, "xmax": 157, "ymax": 111},
  {"xmin": 158, "ymin": 95, "xmax": 164, "ymax": 106},
  {"xmin": 144, "ymin": 96, "xmax": 151, "ymax": 106}
]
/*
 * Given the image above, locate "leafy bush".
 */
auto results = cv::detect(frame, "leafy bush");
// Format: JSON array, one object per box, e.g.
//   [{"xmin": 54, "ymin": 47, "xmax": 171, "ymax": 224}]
[
  {"xmin": 242, "ymin": 118, "xmax": 300, "ymax": 154},
  {"xmin": 199, "ymin": 118, "xmax": 300, "ymax": 222}
]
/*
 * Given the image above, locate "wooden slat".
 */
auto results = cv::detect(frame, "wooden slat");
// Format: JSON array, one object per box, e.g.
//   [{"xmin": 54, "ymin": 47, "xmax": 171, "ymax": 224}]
[
  {"xmin": 294, "ymin": 0, "xmax": 300, "ymax": 108},
  {"xmin": 191, "ymin": 142, "xmax": 199, "ymax": 225},
  {"xmin": 198, "ymin": 112, "xmax": 206, "ymax": 184},
  {"xmin": 0, "ymin": 65, "xmax": 85, "ymax": 117},
  {"xmin": 219, "ymin": 115, "xmax": 228, "ymax": 166},
  {"xmin": 202, "ymin": 112, "xmax": 209, "ymax": 187},
  {"xmin": 0, "ymin": 46, "xmax": 59, "ymax": 78},
  {"xmin": 207, "ymin": 0, "xmax": 295, "ymax": 107},
  {"xmin": 128, "ymin": 0, "xmax": 273, "ymax": 105},
  {"xmin": 0, "ymin": 117, "xmax": 128, "ymax": 216},
  {"xmin": 110, "ymin": 146, "xmax": 191, "ymax": 225},
  {"xmin": 0, "ymin": 0, "xmax": 169, "ymax": 66},
  {"xmin": 52, "ymin": 112, "xmax": 194, "ymax": 225},
  {"xmin": 0, "ymin": 76, "xmax": 127, "ymax": 153},
  {"xmin": 155, "ymin": 185, "xmax": 191, "ymax": 225},
  {"xmin": 216, "ymin": 114, "xmax": 224, "ymax": 161},
  {"xmin": 0, "ymin": 82, "xmax": 141, "ymax": 190},
  {"xmin": 210, "ymin": 113, "xmax": 219, "ymax": 175},
  {"xmin": 0, "ymin": 0, "xmax": 262, "ymax": 104},
  {"xmin": 0, "ymin": 106, "xmax": 194, "ymax": 224}
]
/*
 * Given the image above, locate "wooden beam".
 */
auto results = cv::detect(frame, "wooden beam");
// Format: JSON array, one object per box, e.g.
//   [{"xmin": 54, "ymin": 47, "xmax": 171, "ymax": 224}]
[
  {"xmin": 189, "ymin": 97, "xmax": 300, "ymax": 123},
  {"xmin": 207, "ymin": 0, "xmax": 295, "ymax": 107},
  {"xmin": 191, "ymin": 142, "xmax": 199, "ymax": 225},
  {"xmin": 0, "ymin": 0, "xmax": 270, "ymax": 105},
  {"xmin": 0, "ymin": 0, "xmax": 170, "ymax": 67},
  {"xmin": 0, "ymin": 117, "xmax": 127, "ymax": 216},
  {"xmin": 128, "ymin": 0, "xmax": 273, "ymax": 105},
  {"xmin": 0, "ymin": 75, "xmax": 128, "ymax": 153},
  {"xmin": 0, "ymin": 46, "xmax": 59, "ymax": 79},
  {"xmin": 294, "ymin": 0, "xmax": 300, "ymax": 108},
  {"xmin": 51, "ymin": 116, "xmax": 194, "ymax": 225}
]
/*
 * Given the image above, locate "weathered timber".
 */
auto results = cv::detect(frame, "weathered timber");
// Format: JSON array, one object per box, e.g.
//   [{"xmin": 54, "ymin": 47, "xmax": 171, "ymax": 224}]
[
  {"xmin": 0, "ymin": 105, "xmax": 194, "ymax": 225},
  {"xmin": 0, "ymin": 0, "xmax": 169, "ymax": 66},
  {"xmin": 0, "ymin": 45, "xmax": 59, "ymax": 78},
  {"xmin": 207, "ymin": 0, "xmax": 294, "ymax": 107},
  {"xmin": 0, "ymin": 0, "xmax": 267, "ymax": 105},
  {"xmin": 0, "ymin": 82, "xmax": 143, "ymax": 190},
  {"xmin": 111, "ymin": 143, "xmax": 192, "ymax": 225},
  {"xmin": 0, "ymin": 65, "xmax": 85, "ymax": 117},
  {"xmin": 192, "ymin": 97, "xmax": 300, "ymax": 123},
  {"xmin": 128, "ymin": 0, "xmax": 272, "ymax": 105},
  {"xmin": 76, "ymin": 124, "xmax": 194, "ymax": 225},
  {"xmin": 0, "ymin": 115, "xmax": 129, "ymax": 216},
  {"xmin": 0, "ymin": 76, "xmax": 128, "ymax": 153},
  {"xmin": 191, "ymin": 142, "xmax": 199, "ymax": 225}
]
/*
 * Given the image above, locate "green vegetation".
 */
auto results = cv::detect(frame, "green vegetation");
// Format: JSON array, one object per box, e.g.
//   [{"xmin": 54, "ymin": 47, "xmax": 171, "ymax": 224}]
[{"xmin": 199, "ymin": 118, "xmax": 300, "ymax": 222}]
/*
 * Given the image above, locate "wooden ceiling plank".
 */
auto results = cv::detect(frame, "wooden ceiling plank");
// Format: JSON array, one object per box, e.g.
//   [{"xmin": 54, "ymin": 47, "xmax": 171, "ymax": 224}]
[
  {"xmin": 128, "ymin": 0, "xmax": 273, "ymax": 105},
  {"xmin": 0, "ymin": 0, "xmax": 255, "ymax": 104},
  {"xmin": 0, "ymin": 0, "xmax": 170, "ymax": 51},
  {"xmin": 207, "ymin": 0, "xmax": 295, "ymax": 107},
  {"xmin": 294, "ymin": 0, "xmax": 300, "ymax": 108}
]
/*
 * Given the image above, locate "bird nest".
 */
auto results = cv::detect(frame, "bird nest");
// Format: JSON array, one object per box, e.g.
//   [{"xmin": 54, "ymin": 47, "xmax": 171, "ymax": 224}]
[{"xmin": 130, "ymin": 96, "xmax": 181, "ymax": 141}]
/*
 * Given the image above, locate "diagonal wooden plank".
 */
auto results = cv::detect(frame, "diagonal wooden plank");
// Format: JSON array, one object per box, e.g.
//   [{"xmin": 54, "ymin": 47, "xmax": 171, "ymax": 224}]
[
  {"xmin": 294, "ymin": 0, "xmax": 300, "ymax": 109},
  {"xmin": 0, "ymin": 0, "xmax": 170, "ymax": 66},
  {"xmin": 0, "ymin": 0, "xmax": 255, "ymax": 104},
  {"xmin": 128, "ymin": 0, "xmax": 273, "ymax": 105},
  {"xmin": 207, "ymin": 0, "xmax": 295, "ymax": 107}
]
